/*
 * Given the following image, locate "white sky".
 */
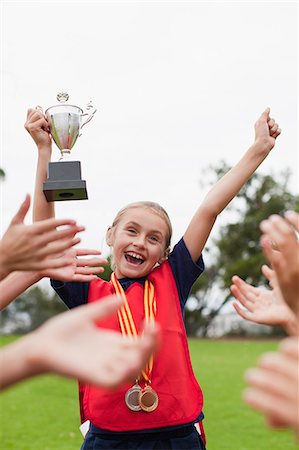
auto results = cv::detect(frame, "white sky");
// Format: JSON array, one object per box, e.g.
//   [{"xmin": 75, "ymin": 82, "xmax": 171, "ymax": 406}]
[{"xmin": 1, "ymin": 1, "xmax": 298, "ymax": 260}]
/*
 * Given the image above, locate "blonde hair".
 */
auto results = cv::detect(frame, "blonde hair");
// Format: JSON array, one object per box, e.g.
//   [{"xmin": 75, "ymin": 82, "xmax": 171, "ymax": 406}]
[{"xmin": 111, "ymin": 201, "xmax": 172, "ymax": 252}]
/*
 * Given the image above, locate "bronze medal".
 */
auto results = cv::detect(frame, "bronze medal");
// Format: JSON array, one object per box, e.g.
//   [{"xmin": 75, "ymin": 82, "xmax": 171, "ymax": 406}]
[
  {"xmin": 139, "ymin": 385, "xmax": 159, "ymax": 412},
  {"xmin": 125, "ymin": 383, "xmax": 142, "ymax": 411}
]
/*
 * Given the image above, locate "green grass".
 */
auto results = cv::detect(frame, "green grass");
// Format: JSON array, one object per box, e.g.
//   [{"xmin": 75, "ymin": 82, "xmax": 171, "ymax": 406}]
[{"xmin": 0, "ymin": 336, "xmax": 297, "ymax": 449}]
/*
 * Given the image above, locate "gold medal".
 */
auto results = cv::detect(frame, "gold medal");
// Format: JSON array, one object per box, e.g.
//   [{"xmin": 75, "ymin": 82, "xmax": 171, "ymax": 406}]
[
  {"xmin": 139, "ymin": 385, "xmax": 159, "ymax": 412},
  {"xmin": 125, "ymin": 383, "xmax": 142, "ymax": 411}
]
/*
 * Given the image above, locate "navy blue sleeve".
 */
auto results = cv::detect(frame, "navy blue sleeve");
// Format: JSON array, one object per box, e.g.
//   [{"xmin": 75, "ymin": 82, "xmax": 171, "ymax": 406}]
[
  {"xmin": 50, "ymin": 279, "xmax": 90, "ymax": 309},
  {"xmin": 168, "ymin": 238, "xmax": 204, "ymax": 313}
]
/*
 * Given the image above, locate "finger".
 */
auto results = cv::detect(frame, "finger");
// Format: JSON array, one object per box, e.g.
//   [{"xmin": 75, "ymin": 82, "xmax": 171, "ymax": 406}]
[
  {"xmin": 284, "ymin": 211, "xmax": 299, "ymax": 232},
  {"xmin": 71, "ymin": 274, "xmax": 99, "ymax": 282},
  {"xmin": 32, "ymin": 217, "xmax": 77, "ymax": 233},
  {"xmin": 258, "ymin": 351, "xmax": 299, "ymax": 380},
  {"xmin": 75, "ymin": 248, "xmax": 102, "ymax": 256},
  {"xmin": 269, "ymin": 123, "xmax": 278, "ymax": 135},
  {"xmin": 245, "ymin": 367, "xmax": 297, "ymax": 403},
  {"xmin": 232, "ymin": 302, "xmax": 255, "ymax": 321},
  {"xmin": 75, "ymin": 266, "xmax": 104, "ymax": 275},
  {"xmin": 260, "ymin": 235, "xmax": 279, "ymax": 266},
  {"xmin": 79, "ymin": 295, "xmax": 124, "ymax": 322},
  {"xmin": 279, "ymin": 337, "xmax": 299, "ymax": 359},
  {"xmin": 76, "ymin": 257, "xmax": 108, "ymax": 267},
  {"xmin": 32, "ymin": 255, "xmax": 76, "ymax": 270},
  {"xmin": 261, "ymin": 264, "xmax": 276, "ymax": 283},
  {"xmin": 230, "ymin": 284, "xmax": 254, "ymax": 306},
  {"xmin": 26, "ymin": 108, "xmax": 36, "ymax": 119},
  {"xmin": 243, "ymin": 387, "xmax": 297, "ymax": 429},
  {"xmin": 10, "ymin": 194, "xmax": 31, "ymax": 225},
  {"xmin": 29, "ymin": 110, "xmax": 45, "ymax": 122},
  {"xmin": 272, "ymin": 128, "xmax": 281, "ymax": 139},
  {"xmin": 261, "ymin": 215, "xmax": 296, "ymax": 250},
  {"xmin": 35, "ymin": 105, "xmax": 44, "ymax": 113},
  {"xmin": 267, "ymin": 118, "xmax": 275, "ymax": 128},
  {"xmin": 26, "ymin": 117, "xmax": 50, "ymax": 133},
  {"xmin": 37, "ymin": 225, "xmax": 85, "ymax": 247},
  {"xmin": 37, "ymin": 237, "xmax": 81, "ymax": 257},
  {"xmin": 231, "ymin": 275, "xmax": 257, "ymax": 297},
  {"xmin": 37, "ymin": 237, "xmax": 80, "ymax": 256}
]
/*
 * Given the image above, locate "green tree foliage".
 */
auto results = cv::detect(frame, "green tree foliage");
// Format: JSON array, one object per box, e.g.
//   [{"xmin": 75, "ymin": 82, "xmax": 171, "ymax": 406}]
[
  {"xmin": 184, "ymin": 163, "xmax": 299, "ymax": 336},
  {"xmin": 0, "ymin": 167, "xmax": 5, "ymax": 180},
  {"xmin": 98, "ymin": 256, "xmax": 113, "ymax": 281},
  {"xmin": 0, "ymin": 286, "xmax": 67, "ymax": 334},
  {"xmin": 213, "ymin": 165, "xmax": 298, "ymax": 289}
]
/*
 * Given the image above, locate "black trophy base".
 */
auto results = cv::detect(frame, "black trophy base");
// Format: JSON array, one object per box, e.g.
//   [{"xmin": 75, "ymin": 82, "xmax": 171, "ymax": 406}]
[{"xmin": 43, "ymin": 161, "xmax": 88, "ymax": 202}]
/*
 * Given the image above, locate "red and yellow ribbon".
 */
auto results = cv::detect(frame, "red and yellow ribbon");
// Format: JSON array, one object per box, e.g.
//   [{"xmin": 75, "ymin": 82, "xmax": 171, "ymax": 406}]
[{"xmin": 111, "ymin": 273, "xmax": 156, "ymax": 382}]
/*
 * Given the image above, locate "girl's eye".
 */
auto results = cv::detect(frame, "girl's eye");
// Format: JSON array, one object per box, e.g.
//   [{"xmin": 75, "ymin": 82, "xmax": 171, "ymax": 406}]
[
  {"xmin": 127, "ymin": 228, "xmax": 136, "ymax": 234},
  {"xmin": 149, "ymin": 235, "xmax": 159, "ymax": 243}
]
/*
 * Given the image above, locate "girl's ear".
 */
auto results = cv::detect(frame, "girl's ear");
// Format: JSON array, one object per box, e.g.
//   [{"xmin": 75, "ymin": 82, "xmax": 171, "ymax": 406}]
[
  {"xmin": 106, "ymin": 227, "xmax": 113, "ymax": 246},
  {"xmin": 158, "ymin": 247, "xmax": 170, "ymax": 264}
]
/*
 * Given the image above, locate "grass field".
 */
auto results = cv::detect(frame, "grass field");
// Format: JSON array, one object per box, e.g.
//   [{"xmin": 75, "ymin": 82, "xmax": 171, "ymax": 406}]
[{"xmin": 0, "ymin": 336, "xmax": 297, "ymax": 450}]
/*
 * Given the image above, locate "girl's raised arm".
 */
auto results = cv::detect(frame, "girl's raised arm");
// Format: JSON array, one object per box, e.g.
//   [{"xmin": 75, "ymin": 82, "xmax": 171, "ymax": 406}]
[
  {"xmin": 25, "ymin": 107, "xmax": 55, "ymax": 222},
  {"xmin": 184, "ymin": 109, "xmax": 281, "ymax": 262}
]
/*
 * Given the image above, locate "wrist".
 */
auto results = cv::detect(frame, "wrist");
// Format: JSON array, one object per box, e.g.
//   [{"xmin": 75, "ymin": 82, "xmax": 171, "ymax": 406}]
[
  {"xmin": 282, "ymin": 310, "xmax": 298, "ymax": 336},
  {"xmin": 37, "ymin": 142, "xmax": 52, "ymax": 154},
  {"xmin": 0, "ymin": 333, "xmax": 46, "ymax": 389},
  {"xmin": 25, "ymin": 271, "xmax": 43, "ymax": 284},
  {"xmin": 251, "ymin": 140, "xmax": 272, "ymax": 156},
  {"xmin": 24, "ymin": 331, "xmax": 49, "ymax": 376},
  {"xmin": 0, "ymin": 245, "xmax": 10, "ymax": 281}
]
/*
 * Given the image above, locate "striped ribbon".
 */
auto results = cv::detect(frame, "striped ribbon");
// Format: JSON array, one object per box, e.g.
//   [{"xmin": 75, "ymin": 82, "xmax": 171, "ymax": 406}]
[{"xmin": 111, "ymin": 273, "xmax": 156, "ymax": 382}]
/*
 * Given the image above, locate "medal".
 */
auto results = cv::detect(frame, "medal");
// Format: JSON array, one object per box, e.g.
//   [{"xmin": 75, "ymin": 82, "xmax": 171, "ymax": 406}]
[
  {"xmin": 139, "ymin": 385, "xmax": 159, "ymax": 412},
  {"xmin": 125, "ymin": 383, "xmax": 142, "ymax": 411}
]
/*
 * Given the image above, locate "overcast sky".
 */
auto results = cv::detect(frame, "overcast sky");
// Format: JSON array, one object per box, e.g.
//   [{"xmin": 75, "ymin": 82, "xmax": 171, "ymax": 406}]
[{"xmin": 1, "ymin": 1, "xmax": 298, "ymax": 261}]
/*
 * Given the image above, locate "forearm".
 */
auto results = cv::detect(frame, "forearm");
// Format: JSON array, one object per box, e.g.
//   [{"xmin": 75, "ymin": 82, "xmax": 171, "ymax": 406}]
[
  {"xmin": 202, "ymin": 143, "xmax": 269, "ymax": 216},
  {"xmin": 0, "ymin": 271, "xmax": 41, "ymax": 311},
  {"xmin": 0, "ymin": 333, "xmax": 45, "ymax": 390},
  {"xmin": 184, "ymin": 143, "xmax": 270, "ymax": 261},
  {"xmin": 33, "ymin": 144, "xmax": 55, "ymax": 221}
]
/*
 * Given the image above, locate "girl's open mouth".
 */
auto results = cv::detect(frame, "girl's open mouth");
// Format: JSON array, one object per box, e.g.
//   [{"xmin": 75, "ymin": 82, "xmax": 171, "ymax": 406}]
[{"xmin": 125, "ymin": 252, "xmax": 145, "ymax": 265}]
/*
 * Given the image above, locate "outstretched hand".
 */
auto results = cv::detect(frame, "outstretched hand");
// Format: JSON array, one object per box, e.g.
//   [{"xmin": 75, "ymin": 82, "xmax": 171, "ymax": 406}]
[
  {"xmin": 243, "ymin": 336, "xmax": 299, "ymax": 438},
  {"xmin": 0, "ymin": 195, "xmax": 84, "ymax": 280},
  {"xmin": 260, "ymin": 211, "xmax": 299, "ymax": 316},
  {"xmin": 230, "ymin": 265, "xmax": 295, "ymax": 329},
  {"xmin": 40, "ymin": 248, "xmax": 108, "ymax": 282},
  {"xmin": 28, "ymin": 296, "xmax": 160, "ymax": 388}
]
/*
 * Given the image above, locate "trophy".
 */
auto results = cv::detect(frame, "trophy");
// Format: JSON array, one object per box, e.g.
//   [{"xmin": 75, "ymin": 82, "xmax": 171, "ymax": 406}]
[{"xmin": 43, "ymin": 92, "xmax": 96, "ymax": 202}]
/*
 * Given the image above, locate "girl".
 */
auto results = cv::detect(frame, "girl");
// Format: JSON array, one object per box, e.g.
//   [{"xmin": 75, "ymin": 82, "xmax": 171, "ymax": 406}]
[{"xmin": 25, "ymin": 107, "xmax": 281, "ymax": 450}]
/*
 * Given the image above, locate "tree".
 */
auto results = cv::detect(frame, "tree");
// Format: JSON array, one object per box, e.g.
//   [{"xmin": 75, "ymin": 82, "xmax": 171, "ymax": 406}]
[
  {"xmin": 184, "ymin": 164, "xmax": 299, "ymax": 336},
  {"xmin": 0, "ymin": 286, "xmax": 67, "ymax": 334}
]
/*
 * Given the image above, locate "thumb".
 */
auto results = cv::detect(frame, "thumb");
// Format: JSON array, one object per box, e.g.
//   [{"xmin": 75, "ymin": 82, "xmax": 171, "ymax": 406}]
[
  {"xmin": 261, "ymin": 107, "xmax": 270, "ymax": 121},
  {"xmin": 10, "ymin": 194, "xmax": 31, "ymax": 225},
  {"xmin": 261, "ymin": 264, "xmax": 274, "ymax": 281},
  {"xmin": 81, "ymin": 295, "xmax": 124, "ymax": 323}
]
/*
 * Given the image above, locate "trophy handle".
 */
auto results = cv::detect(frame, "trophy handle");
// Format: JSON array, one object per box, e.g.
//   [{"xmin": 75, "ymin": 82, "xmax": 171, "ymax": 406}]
[{"xmin": 81, "ymin": 103, "xmax": 97, "ymax": 129}]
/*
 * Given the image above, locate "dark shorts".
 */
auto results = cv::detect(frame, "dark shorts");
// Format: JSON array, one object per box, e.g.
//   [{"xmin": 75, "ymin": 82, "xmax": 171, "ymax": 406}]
[{"xmin": 81, "ymin": 424, "xmax": 206, "ymax": 450}]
